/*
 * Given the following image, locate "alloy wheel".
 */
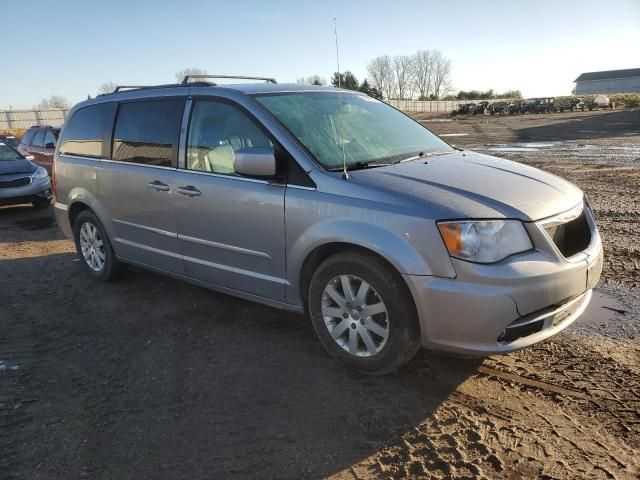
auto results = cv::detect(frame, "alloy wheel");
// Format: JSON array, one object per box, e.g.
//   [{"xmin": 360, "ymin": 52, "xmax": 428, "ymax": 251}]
[
  {"xmin": 321, "ymin": 274, "xmax": 389, "ymax": 357},
  {"xmin": 79, "ymin": 222, "xmax": 105, "ymax": 271}
]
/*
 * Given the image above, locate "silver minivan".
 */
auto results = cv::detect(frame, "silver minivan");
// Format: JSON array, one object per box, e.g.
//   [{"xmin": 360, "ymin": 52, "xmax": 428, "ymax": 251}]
[{"xmin": 53, "ymin": 76, "xmax": 603, "ymax": 374}]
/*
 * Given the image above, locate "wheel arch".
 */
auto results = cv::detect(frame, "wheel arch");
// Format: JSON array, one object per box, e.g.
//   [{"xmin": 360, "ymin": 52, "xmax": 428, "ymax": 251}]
[
  {"xmin": 296, "ymin": 241, "xmax": 420, "ymax": 326},
  {"xmin": 66, "ymin": 188, "xmax": 116, "ymax": 241}
]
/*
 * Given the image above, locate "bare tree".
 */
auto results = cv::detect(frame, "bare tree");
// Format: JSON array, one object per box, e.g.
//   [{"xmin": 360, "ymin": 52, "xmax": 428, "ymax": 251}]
[
  {"xmin": 392, "ymin": 55, "xmax": 413, "ymax": 100},
  {"xmin": 175, "ymin": 67, "xmax": 207, "ymax": 83},
  {"xmin": 411, "ymin": 50, "xmax": 434, "ymax": 100},
  {"xmin": 431, "ymin": 51, "xmax": 452, "ymax": 99},
  {"xmin": 296, "ymin": 75, "xmax": 327, "ymax": 86},
  {"xmin": 367, "ymin": 55, "xmax": 395, "ymax": 100},
  {"xmin": 37, "ymin": 95, "xmax": 70, "ymax": 110},
  {"xmin": 98, "ymin": 81, "xmax": 117, "ymax": 95}
]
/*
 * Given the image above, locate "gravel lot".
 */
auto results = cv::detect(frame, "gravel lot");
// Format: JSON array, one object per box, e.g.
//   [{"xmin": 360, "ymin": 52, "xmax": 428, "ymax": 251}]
[{"xmin": 1, "ymin": 110, "xmax": 639, "ymax": 479}]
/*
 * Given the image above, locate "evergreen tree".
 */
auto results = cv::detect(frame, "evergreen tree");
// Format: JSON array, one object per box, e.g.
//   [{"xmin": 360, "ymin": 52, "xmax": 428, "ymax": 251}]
[
  {"xmin": 331, "ymin": 71, "xmax": 359, "ymax": 91},
  {"xmin": 358, "ymin": 79, "xmax": 372, "ymax": 95}
]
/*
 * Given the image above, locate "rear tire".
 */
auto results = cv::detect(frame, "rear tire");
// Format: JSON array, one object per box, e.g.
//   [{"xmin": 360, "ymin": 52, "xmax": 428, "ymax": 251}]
[
  {"xmin": 308, "ymin": 251, "xmax": 420, "ymax": 375},
  {"xmin": 72, "ymin": 210, "xmax": 122, "ymax": 281}
]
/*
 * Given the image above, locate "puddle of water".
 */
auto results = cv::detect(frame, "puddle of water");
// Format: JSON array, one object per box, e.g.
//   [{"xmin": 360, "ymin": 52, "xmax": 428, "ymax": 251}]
[
  {"xmin": 489, "ymin": 147, "xmax": 540, "ymax": 152},
  {"xmin": 514, "ymin": 142, "xmax": 558, "ymax": 148},
  {"xmin": 575, "ymin": 290, "xmax": 625, "ymax": 328},
  {"xmin": 440, "ymin": 133, "xmax": 469, "ymax": 137}
]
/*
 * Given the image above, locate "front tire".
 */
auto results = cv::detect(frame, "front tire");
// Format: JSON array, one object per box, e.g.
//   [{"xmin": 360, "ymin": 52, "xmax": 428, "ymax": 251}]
[
  {"xmin": 73, "ymin": 210, "xmax": 122, "ymax": 281},
  {"xmin": 308, "ymin": 252, "xmax": 420, "ymax": 375},
  {"xmin": 31, "ymin": 198, "xmax": 51, "ymax": 209}
]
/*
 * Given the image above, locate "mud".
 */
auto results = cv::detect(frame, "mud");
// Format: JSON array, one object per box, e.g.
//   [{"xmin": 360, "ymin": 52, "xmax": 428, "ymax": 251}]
[{"xmin": 1, "ymin": 110, "xmax": 639, "ymax": 479}]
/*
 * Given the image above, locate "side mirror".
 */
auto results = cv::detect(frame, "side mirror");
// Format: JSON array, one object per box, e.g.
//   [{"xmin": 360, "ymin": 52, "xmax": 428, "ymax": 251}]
[
  {"xmin": 45, "ymin": 142, "xmax": 56, "ymax": 149},
  {"xmin": 25, "ymin": 154, "xmax": 35, "ymax": 161},
  {"xmin": 233, "ymin": 147, "xmax": 277, "ymax": 178}
]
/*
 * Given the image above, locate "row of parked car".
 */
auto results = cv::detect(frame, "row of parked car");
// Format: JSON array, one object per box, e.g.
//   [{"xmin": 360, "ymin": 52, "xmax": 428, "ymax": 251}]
[
  {"xmin": 452, "ymin": 95, "xmax": 612, "ymax": 116},
  {"xmin": 0, "ymin": 126, "xmax": 54, "ymax": 209}
]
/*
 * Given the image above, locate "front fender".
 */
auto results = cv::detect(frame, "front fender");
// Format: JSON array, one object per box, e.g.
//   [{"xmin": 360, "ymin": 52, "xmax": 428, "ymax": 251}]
[{"xmin": 286, "ymin": 218, "xmax": 453, "ymax": 306}]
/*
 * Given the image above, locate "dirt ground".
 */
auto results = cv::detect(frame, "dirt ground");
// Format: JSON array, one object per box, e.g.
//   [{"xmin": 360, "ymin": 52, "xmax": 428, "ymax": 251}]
[{"xmin": 1, "ymin": 110, "xmax": 639, "ymax": 479}]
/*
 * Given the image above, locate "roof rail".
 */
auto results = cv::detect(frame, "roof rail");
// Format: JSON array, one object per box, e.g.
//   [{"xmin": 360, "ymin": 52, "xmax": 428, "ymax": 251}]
[
  {"xmin": 114, "ymin": 85, "xmax": 149, "ymax": 92},
  {"xmin": 112, "ymin": 83, "xmax": 201, "ymax": 93},
  {"xmin": 182, "ymin": 74, "xmax": 277, "ymax": 85}
]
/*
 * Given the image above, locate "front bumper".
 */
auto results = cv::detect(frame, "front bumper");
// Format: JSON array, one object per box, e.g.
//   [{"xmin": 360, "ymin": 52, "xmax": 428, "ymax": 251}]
[
  {"xmin": 404, "ymin": 206, "xmax": 603, "ymax": 355},
  {"xmin": 0, "ymin": 176, "xmax": 52, "ymax": 206}
]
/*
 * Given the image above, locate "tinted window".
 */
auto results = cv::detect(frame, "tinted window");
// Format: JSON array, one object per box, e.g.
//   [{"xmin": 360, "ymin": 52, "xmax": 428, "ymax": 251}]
[
  {"xmin": 59, "ymin": 103, "xmax": 114, "ymax": 158},
  {"xmin": 31, "ymin": 129, "xmax": 45, "ymax": 147},
  {"xmin": 21, "ymin": 128, "xmax": 36, "ymax": 146},
  {"xmin": 44, "ymin": 130, "xmax": 57, "ymax": 148},
  {"xmin": 113, "ymin": 99, "xmax": 184, "ymax": 167},
  {"xmin": 187, "ymin": 100, "xmax": 273, "ymax": 175}
]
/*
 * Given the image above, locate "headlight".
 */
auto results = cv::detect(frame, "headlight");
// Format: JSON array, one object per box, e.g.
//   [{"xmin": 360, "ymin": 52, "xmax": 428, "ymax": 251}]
[
  {"xmin": 438, "ymin": 220, "xmax": 533, "ymax": 263},
  {"xmin": 31, "ymin": 166, "xmax": 48, "ymax": 180}
]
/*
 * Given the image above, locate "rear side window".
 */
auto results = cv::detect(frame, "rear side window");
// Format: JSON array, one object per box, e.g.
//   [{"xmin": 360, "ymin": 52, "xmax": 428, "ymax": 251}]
[
  {"xmin": 112, "ymin": 99, "xmax": 184, "ymax": 167},
  {"xmin": 44, "ymin": 130, "xmax": 57, "ymax": 148},
  {"xmin": 32, "ymin": 129, "xmax": 45, "ymax": 147},
  {"xmin": 59, "ymin": 103, "xmax": 114, "ymax": 158},
  {"xmin": 21, "ymin": 128, "xmax": 36, "ymax": 146}
]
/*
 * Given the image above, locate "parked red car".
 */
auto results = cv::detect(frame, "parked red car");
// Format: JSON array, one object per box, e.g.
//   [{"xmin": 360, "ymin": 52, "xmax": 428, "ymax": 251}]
[{"xmin": 18, "ymin": 125, "xmax": 60, "ymax": 175}]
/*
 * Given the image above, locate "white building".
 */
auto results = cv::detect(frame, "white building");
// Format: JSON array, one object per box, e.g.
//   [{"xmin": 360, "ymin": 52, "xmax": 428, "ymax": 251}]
[{"xmin": 574, "ymin": 68, "xmax": 640, "ymax": 94}]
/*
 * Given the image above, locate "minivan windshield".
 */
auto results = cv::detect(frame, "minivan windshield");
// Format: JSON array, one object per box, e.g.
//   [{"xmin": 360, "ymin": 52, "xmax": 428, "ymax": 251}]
[
  {"xmin": 254, "ymin": 92, "xmax": 452, "ymax": 170},
  {"xmin": 0, "ymin": 144, "xmax": 23, "ymax": 161}
]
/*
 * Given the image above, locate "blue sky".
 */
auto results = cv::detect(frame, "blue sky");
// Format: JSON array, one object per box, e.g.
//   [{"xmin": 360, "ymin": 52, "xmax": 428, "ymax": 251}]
[{"xmin": 1, "ymin": 0, "xmax": 639, "ymax": 108}]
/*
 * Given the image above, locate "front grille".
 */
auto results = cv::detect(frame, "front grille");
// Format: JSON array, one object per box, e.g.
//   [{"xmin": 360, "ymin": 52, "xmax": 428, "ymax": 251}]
[
  {"xmin": 543, "ymin": 209, "xmax": 591, "ymax": 258},
  {"xmin": 0, "ymin": 176, "xmax": 31, "ymax": 189}
]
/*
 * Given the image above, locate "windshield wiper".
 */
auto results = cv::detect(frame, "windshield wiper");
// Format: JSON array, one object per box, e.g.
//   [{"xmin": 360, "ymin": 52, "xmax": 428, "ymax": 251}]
[
  {"xmin": 328, "ymin": 160, "xmax": 393, "ymax": 172},
  {"xmin": 398, "ymin": 151, "xmax": 452, "ymax": 163}
]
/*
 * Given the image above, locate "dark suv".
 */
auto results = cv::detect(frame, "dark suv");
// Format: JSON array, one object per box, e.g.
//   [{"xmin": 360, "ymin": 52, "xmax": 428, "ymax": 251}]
[
  {"xmin": 18, "ymin": 125, "xmax": 60, "ymax": 175},
  {"xmin": 532, "ymin": 97, "xmax": 555, "ymax": 113}
]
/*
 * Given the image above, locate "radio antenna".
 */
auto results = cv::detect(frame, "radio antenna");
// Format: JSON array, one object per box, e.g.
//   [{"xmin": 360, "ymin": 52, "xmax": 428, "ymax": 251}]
[{"xmin": 333, "ymin": 17, "xmax": 348, "ymax": 180}]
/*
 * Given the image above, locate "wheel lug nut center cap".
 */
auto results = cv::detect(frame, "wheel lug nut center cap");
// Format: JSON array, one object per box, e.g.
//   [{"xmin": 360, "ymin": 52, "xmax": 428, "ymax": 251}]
[{"xmin": 351, "ymin": 310, "xmax": 360, "ymax": 320}]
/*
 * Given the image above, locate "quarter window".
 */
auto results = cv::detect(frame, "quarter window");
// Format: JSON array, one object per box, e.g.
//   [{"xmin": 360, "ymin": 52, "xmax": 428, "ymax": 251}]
[
  {"xmin": 113, "ymin": 99, "xmax": 184, "ymax": 167},
  {"xmin": 186, "ymin": 100, "xmax": 273, "ymax": 175},
  {"xmin": 44, "ymin": 130, "xmax": 57, "ymax": 148},
  {"xmin": 59, "ymin": 103, "xmax": 114, "ymax": 158}
]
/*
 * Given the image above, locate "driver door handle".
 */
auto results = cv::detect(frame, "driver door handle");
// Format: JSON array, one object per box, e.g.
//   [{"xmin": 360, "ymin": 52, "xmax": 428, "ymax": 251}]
[{"xmin": 176, "ymin": 185, "xmax": 202, "ymax": 197}]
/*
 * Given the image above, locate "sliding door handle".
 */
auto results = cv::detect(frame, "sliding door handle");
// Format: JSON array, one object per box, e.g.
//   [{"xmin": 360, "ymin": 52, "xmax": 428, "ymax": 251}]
[{"xmin": 176, "ymin": 185, "xmax": 201, "ymax": 197}]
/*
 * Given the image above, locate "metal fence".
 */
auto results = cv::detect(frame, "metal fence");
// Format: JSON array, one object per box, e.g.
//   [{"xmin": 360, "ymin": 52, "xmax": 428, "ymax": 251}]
[
  {"xmin": 388, "ymin": 99, "xmax": 505, "ymax": 113},
  {"xmin": 0, "ymin": 109, "xmax": 68, "ymax": 130}
]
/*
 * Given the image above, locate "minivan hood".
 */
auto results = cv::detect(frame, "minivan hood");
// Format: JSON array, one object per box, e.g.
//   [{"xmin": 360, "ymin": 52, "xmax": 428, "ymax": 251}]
[
  {"xmin": 0, "ymin": 159, "xmax": 37, "ymax": 175},
  {"xmin": 349, "ymin": 150, "xmax": 583, "ymax": 221}
]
